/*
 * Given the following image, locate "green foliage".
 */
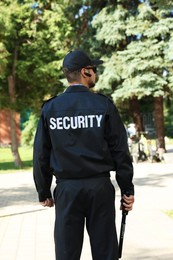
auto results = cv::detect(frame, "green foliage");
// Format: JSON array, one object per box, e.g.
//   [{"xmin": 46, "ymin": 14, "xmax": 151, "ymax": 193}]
[
  {"xmin": 21, "ymin": 113, "xmax": 38, "ymax": 146},
  {"xmin": 62, "ymin": 0, "xmax": 109, "ymax": 53},
  {"xmin": 93, "ymin": 1, "xmax": 173, "ymax": 104},
  {"xmin": 149, "ymin": 0, "xmax": 173, "ymax": 9},
  {"xmin": 0, "ymin": 43, "xmax": 9, "ymax": 77},
  {"xmin": 0, "ymin": 0, "xmax": 72, "ymax": 111},
  {"xmin": 93, "ymin": 5, "xmax": 128, "ymax": 48}
]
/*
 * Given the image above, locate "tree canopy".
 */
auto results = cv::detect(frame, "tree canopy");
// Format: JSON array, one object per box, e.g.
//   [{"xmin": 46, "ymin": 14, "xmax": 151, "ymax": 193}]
[
  {"xmin": 0, "ymin": 0, "xmax": 72, "ymax": 111},
  {"xmin": 93, "ymin": 0, "xmax": 173, "ymax": 103}
]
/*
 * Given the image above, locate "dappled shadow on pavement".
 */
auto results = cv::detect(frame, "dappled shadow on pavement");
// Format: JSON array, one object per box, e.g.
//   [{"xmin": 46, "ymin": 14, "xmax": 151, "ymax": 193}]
[
  {"xmin": 112, "ymin": 170, "xmax": 173, "ymax": 190},
  {"xmin": 0, "ymin": 185, "xmax": 38, "ymax": 209},
  {"xmin": 134, "ymin": 172, "xmax": 173, "ymax": 188},
  {"xmin": 166, "ymin": 148, "xmax": 173, "ymax": 153}
]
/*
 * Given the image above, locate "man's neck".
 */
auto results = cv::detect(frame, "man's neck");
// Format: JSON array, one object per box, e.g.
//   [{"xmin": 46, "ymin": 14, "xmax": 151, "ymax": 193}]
[
  {"xmin": 69, "ymin": 82, "xmax": 89, "ymax": 88},
  {"xmin": 69, "ymin": 83, "xmax": 83, "ymax": 86}
]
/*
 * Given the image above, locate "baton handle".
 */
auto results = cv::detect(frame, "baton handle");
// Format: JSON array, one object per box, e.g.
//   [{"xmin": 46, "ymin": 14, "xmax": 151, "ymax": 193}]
[{"xmin": 118, "ymin": 192, "xmax": 130, "ymax": 259}]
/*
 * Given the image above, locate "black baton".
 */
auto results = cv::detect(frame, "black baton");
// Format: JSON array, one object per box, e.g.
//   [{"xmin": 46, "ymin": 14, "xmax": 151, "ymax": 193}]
[{"xmin": 118, "ymin": 193, "xmax": 129, "ymax": 259}]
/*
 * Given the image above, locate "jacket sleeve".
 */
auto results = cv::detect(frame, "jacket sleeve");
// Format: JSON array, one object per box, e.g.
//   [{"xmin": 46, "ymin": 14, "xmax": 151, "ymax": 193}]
[
  {"xmin": 106, "ymin": 100, "xmax": 134, "ymax": 196},
  {"xmin": 33, "ymin": 110, "xmax": 53, "ymax": 202}
]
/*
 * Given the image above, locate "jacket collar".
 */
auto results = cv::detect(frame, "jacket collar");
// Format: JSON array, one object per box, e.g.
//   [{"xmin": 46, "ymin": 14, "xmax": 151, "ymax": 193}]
[{"xmin": 64, "ymin": 84, "xmax": 90, "ymax": 93}]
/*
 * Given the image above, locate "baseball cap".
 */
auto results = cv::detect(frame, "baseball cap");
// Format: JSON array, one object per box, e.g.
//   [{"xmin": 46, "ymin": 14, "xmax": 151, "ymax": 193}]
[{"xmin": 63, "ymin": 50, "xmax": 103, "ymax": 72}]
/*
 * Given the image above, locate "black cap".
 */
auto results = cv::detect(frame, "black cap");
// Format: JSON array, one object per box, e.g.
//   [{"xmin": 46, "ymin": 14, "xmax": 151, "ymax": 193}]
[{"xmin": 63, "ymin": 50, "xmax": 103, "ymax": 72}]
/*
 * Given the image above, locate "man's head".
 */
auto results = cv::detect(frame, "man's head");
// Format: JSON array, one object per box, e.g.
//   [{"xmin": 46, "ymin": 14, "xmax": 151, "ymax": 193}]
[{"xmin": 62, "ymin": 50, "xmax": 103, "ymax": 88}]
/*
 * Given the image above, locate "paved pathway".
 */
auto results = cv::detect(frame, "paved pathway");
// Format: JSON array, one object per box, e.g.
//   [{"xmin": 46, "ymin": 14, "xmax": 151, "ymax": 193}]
[{"xmin": 0, "ymin": 146, "xmax": 173, "ymax": 259}]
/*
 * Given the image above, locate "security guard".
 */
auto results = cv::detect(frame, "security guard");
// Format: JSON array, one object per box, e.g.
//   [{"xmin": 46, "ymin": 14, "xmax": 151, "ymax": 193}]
[{"xmin": 33, "ymin": 50, "xmax": 134, "ymax": 260}]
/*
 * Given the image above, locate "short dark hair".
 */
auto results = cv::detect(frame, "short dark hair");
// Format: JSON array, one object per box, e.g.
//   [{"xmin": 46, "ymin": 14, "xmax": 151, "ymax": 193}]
[{"xmin": 63, "ymin": 68, "xmax": 81, "ymax": 83}]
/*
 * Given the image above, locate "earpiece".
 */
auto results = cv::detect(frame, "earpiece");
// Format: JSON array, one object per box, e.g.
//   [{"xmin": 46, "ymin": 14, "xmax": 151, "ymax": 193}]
[{"xmin": 84, "ymin": 72, "xmax": 92, "ymax": 77}]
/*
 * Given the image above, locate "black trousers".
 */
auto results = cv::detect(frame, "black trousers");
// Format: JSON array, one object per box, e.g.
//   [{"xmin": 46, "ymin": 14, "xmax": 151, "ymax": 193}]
[{"xmin": 54, "ymin": 177, "xmax": 119, "ymax": 260}]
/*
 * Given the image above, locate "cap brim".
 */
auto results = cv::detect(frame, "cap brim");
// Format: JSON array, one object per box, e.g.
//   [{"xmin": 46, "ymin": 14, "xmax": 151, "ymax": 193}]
[{"xmin": 91, "ymin": 59, "xmax": 103, "ymax": 66}]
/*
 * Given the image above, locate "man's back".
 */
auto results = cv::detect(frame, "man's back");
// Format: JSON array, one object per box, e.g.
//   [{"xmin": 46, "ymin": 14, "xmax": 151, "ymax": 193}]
[{"xmin": 40, "ymin": 84, "xmax": 117, "ymax": 179}]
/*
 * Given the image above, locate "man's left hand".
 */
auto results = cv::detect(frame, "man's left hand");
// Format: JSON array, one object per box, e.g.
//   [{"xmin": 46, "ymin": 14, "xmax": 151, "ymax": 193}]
[{"xmin": 40, "ymin": 198, "xmax": 54, "ymax": 207}]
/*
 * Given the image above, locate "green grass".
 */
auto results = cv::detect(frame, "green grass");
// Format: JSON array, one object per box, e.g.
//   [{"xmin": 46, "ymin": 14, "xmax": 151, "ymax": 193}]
[{"xmin": 0, "ymin": 146, "xmax": 33, "ymax": 174}]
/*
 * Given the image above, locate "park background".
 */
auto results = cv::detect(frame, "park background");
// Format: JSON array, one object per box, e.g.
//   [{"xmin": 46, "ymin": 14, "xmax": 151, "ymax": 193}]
[
  {"xmin": 0, "ymin": 1, "xmax": 173, "ymax": 259},
  {"xmin": 1, "ymin": 0, "xmax": 173, "ymax": 167}
]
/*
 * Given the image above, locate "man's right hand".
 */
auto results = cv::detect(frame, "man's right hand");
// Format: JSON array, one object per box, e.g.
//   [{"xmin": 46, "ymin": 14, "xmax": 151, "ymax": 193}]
[{"xmin": 120, "ymin": 195, "xmax": 134, "ymax": 212}]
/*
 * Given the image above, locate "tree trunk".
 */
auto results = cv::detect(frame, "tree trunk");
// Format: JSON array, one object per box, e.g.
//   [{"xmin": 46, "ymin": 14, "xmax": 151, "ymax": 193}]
[
  {"xmin": 8, "ymin": 75, "xmax": 22, "ymax": 167},
  {"xmin": 129, "ymin": 96, "xmax": 145, "ymax": 133},
  {"xmin": 153, "ymin": 96, "xmax": 165, "ymax": 150}
]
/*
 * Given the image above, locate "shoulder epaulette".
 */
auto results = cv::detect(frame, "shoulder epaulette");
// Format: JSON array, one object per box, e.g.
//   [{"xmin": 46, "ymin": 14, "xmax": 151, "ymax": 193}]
[
  {"xmin": 41, "ymin": 96, "xmax": 57, "ymax": 108},
  {"xmin": 97, "ymin": 92, "xmax": 114, "ymax": 103}
]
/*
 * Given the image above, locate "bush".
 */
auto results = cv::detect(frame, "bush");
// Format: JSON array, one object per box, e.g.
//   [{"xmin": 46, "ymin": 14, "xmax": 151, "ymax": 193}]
[{"xmin": 21, "ymin": 113, "xmax": 38, "ymax": 146}]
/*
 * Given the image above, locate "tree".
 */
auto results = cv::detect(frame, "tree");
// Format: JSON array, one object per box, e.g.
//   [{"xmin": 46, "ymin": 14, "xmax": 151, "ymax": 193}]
[
  {"xmin": 0, "ymin": 0, "xmax": 72, "ymax": 166},
  {"xmin": 93, "ymin": 0, "xmax": 173, "ymax": 149},
  {"xmin": 63, "ymin": 0, "xmax": 110, "ymax": 53}
]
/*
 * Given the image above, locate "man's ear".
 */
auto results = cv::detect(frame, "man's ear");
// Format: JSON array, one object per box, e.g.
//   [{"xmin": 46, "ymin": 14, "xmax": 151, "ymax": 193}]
[
  {"xmin": 81, "ymin": 68, "xmax": 92, "ymax": 78},
  {"xmin": 80, "ymin": 68, "xmax": 86, "ymax": 78}
]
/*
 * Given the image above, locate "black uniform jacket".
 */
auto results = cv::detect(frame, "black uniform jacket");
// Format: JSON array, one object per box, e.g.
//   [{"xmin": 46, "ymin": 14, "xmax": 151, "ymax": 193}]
[{"xmin": 33, "ymin": 85, "xmax": 134, "ymax": 202}]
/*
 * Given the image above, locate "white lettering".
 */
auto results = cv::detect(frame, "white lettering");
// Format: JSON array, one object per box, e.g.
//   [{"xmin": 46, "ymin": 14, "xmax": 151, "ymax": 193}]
[
  {"xmin": 56, "ymin": 117, "xmax": 63, "ymax": 129},
  {"xmin": 78, "ymin": 116, "xmax": 85, "ymax": 128},
  {"xmin": 71, "ymin": 116, "xmax": 78, "ymax": 129},
  {"xmin": 50, "ymin": 117, "xmax": 56, "ymax": 130},
  {"xmin": 63, "ymin": 117, "xmax": 70, "ymax": 129},
  {"xmin": 85, "ymin": 115, "xmax": 88, "ymax": 127},
  {"xmin": 87, "ymin": 115, "xmax": 95, "ymax": 127},
  {"xmin": 95, "ymin": 115, "xmax": 102, "ymax": 127},
  {"xmin": 49, "ymin": 114, "xmax": 103, "ymax": 130}
]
